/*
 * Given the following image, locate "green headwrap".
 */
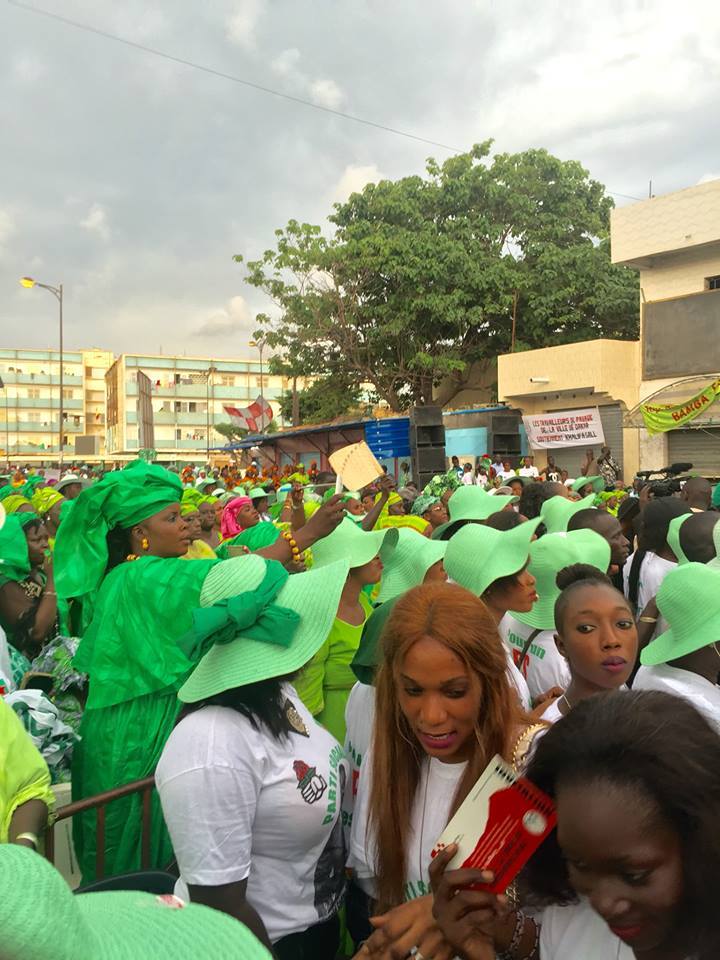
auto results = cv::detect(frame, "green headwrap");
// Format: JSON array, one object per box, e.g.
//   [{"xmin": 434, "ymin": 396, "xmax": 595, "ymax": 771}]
[
  {"xmin": 216, "ymin": 521, "xmax": 281, "ymax": 559},
  {"xmin": 0, "ymin": 515, "xmax": 32, "ymax": 584},
  {"xmin": 181, "ymin": 488, "xmax": 208, "ymax": 510},
  {"xmin": 411, "ymin": 493, "xmax": 440, "ymax": 517},
  {"xmin": 31, "ymin": 487, "xmax": 65, "ymax": 516},
  {"xmin": 2, "ymin": 494, "xmax": 32, "ymax": 515},
  {"xmin": 54, "ymin": 461, "xmax": 183, "ymax": 617},
  {"xmin": 16, "ymin": 511, "xmax": 41, "ymax": 529},
  {"xmin": 0, "ymin": 484, "xmax": 20, "ymax": 502},
  {"xmin": 21, "ymin": 476, "xmax": 46, "ymax": 497}
]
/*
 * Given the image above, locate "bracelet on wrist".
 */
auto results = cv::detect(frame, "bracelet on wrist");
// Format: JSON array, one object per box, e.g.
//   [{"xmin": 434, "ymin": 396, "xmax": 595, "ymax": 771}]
[
  {"xmin": 15, "ymin": 832, "xmax": 39, "ymax": 850},
  {"xmin": 281, "ymin": 530, "xmax": 303, "ymax": 562}
]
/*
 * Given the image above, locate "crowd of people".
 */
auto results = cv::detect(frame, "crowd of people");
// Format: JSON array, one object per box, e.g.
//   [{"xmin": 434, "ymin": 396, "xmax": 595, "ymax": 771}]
[{"xmin": 1, "ymin": 448, "xmax": 720, "ymax": 959}]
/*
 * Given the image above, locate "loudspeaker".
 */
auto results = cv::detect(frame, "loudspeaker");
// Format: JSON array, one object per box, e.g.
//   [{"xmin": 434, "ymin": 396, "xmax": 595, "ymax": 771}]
[{"xmin": 409, "ymin": 406, "xmax": 447, "ymax": 489}]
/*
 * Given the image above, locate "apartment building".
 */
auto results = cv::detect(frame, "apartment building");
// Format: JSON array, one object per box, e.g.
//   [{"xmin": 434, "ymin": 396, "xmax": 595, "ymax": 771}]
[
  {"xmin": 0, "ymin": 347, "xmax": 113, "ymax": 462},
  {"xmin": 105, "ymin": 353, "xmax": 288, "ymax": 461}
]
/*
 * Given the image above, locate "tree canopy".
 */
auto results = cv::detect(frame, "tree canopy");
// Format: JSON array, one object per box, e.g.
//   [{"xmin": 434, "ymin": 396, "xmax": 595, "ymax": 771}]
[
  {"xmin": 236, "ymin": 142, "xmax": 639, "ymax": 412},
  {"xmin": 276, "ymin": 374, "xmax": 365, "ymax": 425}
]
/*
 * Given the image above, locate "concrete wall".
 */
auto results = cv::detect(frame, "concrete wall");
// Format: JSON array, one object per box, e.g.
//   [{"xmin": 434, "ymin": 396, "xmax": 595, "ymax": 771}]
[{"xmin": 638, "ymin": 244, "xmax": 720, "ymax": 303}]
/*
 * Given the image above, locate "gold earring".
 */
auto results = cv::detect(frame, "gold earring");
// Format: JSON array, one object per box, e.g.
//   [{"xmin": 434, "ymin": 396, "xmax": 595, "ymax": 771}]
[{"xmin": 141, "ymin": 536, "xmax": 149, "ymax": 550}]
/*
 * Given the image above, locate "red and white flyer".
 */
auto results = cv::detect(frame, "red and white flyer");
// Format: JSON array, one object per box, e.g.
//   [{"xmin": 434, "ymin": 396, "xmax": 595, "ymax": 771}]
[{"xmin": 431, "ymin": 754, "xmax": 556, "ymax": 894}]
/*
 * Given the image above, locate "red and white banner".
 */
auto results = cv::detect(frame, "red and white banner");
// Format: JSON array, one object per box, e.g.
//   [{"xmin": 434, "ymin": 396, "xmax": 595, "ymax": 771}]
[
  {"xmin": 223, "ymin": 396, "xmax": 273, "ymax": 433},
  {"xmin": 523, "ymin": 407, "xmax": 605, "ymax": 449}
]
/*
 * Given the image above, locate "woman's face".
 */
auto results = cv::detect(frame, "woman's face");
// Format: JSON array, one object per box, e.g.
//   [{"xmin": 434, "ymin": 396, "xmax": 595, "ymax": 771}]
[
  {"xmin": 185, "ymin": 512, "xmax": 202, "ymax": 541},
  {"xmin": 555, "ymin": 584, "xmax": 638, "ymax": 691},
  {"xmin": 424, "ymin": 501, "xmax": 449, "ymax": 528},
  {"xmin": 397, "ymin": 636, "xmax": 481, "ymax": 763},
  {"xmin": 46, "ymin": 501, "xmax": 63, "ymax": 531},
  {"xmin": 557, "ymin": 781, "xmax": 683, "ymax": 952},
  {"xmin": 199, "ymin": 502, "xmax": 217, "ymax": 530},
  {"xmin": 388, "ymin": 500, "xmax": 405, "ymax": 516},
  {"xmin": 352, "ymin": 554, "xmax": 384, "ymax": 586},
  {"xmin": 139, "ymin": 504, "xmax": 191, "ymax": 558},
  {"xmin": 236, "ymin": 503, "xmax": 260, "ymax": 528},
  {"xmin": 361, "ymin": 494, "xmax": 376, "ymax": 513},
  {"xmin": 423, "ymin": 559, "xmax": 448, "ymax": 583},
  {"xmin": 25, "ymin": 523, "xmax": 49, "ymax": 566},
  {"xmin": 491, "ymin": 562, "xmax": 538, "ymax": 613},
  {"xmin": 213, "ymin": 500, "xmax": 224, "ymax": 523},
  {"xmin": 345, "ymin": 498, "xmax": 365, "ymax": 517}
]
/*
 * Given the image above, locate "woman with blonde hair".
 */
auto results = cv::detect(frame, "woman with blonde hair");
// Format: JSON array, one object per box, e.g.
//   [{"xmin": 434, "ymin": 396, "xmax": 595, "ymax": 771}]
[{"xmin": 350, "ymin": 581, "xmax": 537, "ymax": 958}]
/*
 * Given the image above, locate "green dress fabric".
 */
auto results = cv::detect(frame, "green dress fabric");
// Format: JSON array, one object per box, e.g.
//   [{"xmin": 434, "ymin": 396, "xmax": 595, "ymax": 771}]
[
  {"xmin": 294, "ymin": 593, "xmax": 373, "ymax": 743},
  {"xmin": 214, "ymin": 521, "xmax": 280, "ymax": 558},
  {"xmin": 71, "ymin": 554, "xmax": 219, "ymax": 882}
]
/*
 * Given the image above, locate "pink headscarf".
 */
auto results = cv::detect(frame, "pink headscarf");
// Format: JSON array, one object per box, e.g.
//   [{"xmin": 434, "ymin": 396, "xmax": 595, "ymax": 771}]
[{"xmin": 220, "ymin": 496, "xmax": 254, "ymax": 539}]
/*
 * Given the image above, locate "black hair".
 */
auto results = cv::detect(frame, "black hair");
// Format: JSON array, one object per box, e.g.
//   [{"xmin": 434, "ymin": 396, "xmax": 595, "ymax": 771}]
[
  {"xmin": 182, "ymin": 674, "xmax": 296, "ymax": 741},
  {"xmin": 21, "ymin": 518, "xmax": 44, "ymax": 537},
  {"xmin": 679, "ymin": 511, "xmax": 720, "ymax": 564},
  {"xmin": 553, "ymin": 563, "xmax": 619, "ymax": 632},
  {"xmin": 524, "ymin": 690, "xmax": 720, "ymax": 958},
  {"xmin": 106, "ymin": 525, "xmax": 133, "ymax": 572},
  {"xmin": 627, "ymin": 499, "xmax": 691, "ymax": 608},
  {"xmin": 617, "ymin": 496, "xmax": 640, "ymax": 523},
  {"xmin": 484, "ymin": 510, "xmax": 526, "ymax": 532},
  {"xmin": 518, "ymin": 481, "xmax": 560, "ymax": 520},
  {"xmin": 436, "ymin": 517, "xmax": 484, "ymax": 541},
  {"xmin": 486, "ymin": 559, "xmax": 529, "ymax": 596},
  {"xmin": 566, "ymin": 508, "xmax": 616, "ymax": 534}
]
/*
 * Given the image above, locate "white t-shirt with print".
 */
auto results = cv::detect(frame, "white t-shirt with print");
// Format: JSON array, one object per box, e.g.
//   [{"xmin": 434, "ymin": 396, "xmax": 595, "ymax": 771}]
[
  {"xmin": 634, "ymin": 664, "xmax": 720, "ymax": 734},
  {"xmin": 343, "ymin": 681, "xmax": 376, "ymax": 838},
  {"xmin": 518, "ymin": 466, "xmax": 540, "ymax": 478},
  {"xmin": 623, "ymin": 551, "xmax": 675, "ymax": 638},
  {"xmin": 499, "ymin": 614, "xmax": 570, "ymax": 701},
  {"xmin": 350, "ymin": 750, "xmax": 466, "ymax": 902},
  {"xmin": 155, "ymin": 684, "xmax": 348, "ymax": 944},
  {"xmin": 540, "ymin": 899, "xmax": 634, "ymax": 959}
]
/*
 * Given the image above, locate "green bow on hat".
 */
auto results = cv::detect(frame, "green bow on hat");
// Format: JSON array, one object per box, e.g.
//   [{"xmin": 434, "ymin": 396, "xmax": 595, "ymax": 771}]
[
  {"xmin": 178, "ymin": 560, "xmax": 299, "ymax": 661},
  {"xmin": 0, "ymin": 514, "xmax": 32, "ymax": 584},
  {"xmin": 512, "ymin": 529, "xmax": 611, "ymax": 630},
  {"xmin": 431, "ymin": 486, "xmax": 518, "ymax": 540},
  {"xmin": 444, "ymin": 516, "xmax": 542, "ymax": 597},
  {"xmin": 540, "ymin": 494, "xmax": 596, "ymax": 534},
  {"xmin": 54, "ymin": 460, "xmax": 183, "ymax": 604},
  {"xmin": 641, "ymin": 562, "xmax": 720, "ymax": 665}
]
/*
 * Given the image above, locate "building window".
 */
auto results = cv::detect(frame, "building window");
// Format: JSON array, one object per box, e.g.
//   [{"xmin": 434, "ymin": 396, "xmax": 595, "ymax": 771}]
[
  {"xmin": 221, "ymin": 375, "xmax": 235, "ymax": 387},
  {"xmin": 706, "ymin": 275, "xmax": 720, "ymax": 291},
  {"xmin": 188, "ymin": 401, "xmax": 197, "ymax": 412},
  {"xmin": 62, "ymin": 388, "xmax": 74, "ymax": 399},
  {"xmin": 27, "ymin": 388, "xmax": 40, "ymax": 399},
  {"xmin": 176, "ymin": 428, "xmax": 182, "ymax": 441}
]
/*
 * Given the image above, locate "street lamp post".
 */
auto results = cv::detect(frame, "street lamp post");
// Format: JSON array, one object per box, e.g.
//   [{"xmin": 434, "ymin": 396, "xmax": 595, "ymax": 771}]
[
  {"xmin": 19, "ymin": 277, "xmax": 64, "ymax": 468},
  {"xmin": 248, "ymin": 339, "xmax": 265, "ymax": 400}
]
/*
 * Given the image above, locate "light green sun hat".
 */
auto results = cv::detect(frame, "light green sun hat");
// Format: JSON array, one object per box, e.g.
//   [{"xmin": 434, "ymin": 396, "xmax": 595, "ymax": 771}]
[
  {"xmin": 248, "ymin": 486, "xmax": 271, "ymax": 502},
  {"xmin": 431, "ymin": 486, "xmax": 518, "ymax": 540},
  {"xmin": 540, "ymin": 493, "xmax": 596, "ymax": 534},
  {"xmin": 641, "ymin": 562, "xmax": 720, "ymax": 665},
  {"xmin": 512, "ymin": 529, "xmax": 611, "ymax": 630},
  {"xmin": 310, "ymin": 516, "xmax": 398, "ymax": 570},
  {"xmin": 376, "ymin": 528, "xmax": 447, "ymax": 604},
  {"xmin": 179, "ymin": 554, "xmax": 350, "ymax": 702},
  {"xmin": 709, "ymin": 520, "xmax": 720, "ymax": 569},
  {"xmin": 0, "ymin": 844, "xmax": 272, "ymax": 960},
  {"xmin": 666, "ymin": 513, "xmax": 692, "ymax": 564},
  {"xmin": 571, "ymin": 475, "xmax": 605, "ymax": 494},
  {"xmin": 444, "ymin": 516, "xmax": 542, "ymax": 597}
]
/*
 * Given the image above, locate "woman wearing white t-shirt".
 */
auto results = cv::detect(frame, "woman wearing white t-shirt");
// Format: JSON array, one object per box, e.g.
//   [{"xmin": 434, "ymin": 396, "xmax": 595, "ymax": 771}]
[
  {"xmin": 539, "ymin": 565, "xmax": 637, "ymax": 724},
  {"xmin": 430, "ymin": 689, "xmax": 720, "ymax": 959},
  {"xmin": 156, "ymin": 555, "xmax": 351, "ymax": 960},
  {"xmin": 350, "ymin": 582, "xmax": 540, "ymax": 959}
]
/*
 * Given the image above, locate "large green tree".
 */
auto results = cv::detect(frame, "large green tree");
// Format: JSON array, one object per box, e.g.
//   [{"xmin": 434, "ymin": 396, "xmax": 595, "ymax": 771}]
[{"xmin": 236, "ymin": 143, "xmax": 639, "ymax": 412}]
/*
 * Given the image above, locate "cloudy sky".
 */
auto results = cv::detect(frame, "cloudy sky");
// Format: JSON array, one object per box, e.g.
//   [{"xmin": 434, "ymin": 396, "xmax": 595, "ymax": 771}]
[{"xmin": 1, "ymin": 0, "xmax": 719, "ymax": 360}]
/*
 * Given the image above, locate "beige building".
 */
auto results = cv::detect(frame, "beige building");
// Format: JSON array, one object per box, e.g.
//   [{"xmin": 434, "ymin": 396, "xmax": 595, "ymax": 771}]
[
  {"xmin": 497, "ymin": 177, "xmax": 720, "ymax": 479},
  {"xmin": 0, "ymin": 347, "xmax": 114, "ymax": 463},
  {"xmin": 105, "ymin": 352, "xmax": 290, "ymax": 462},
  {"xmin": 611, "ymin": 178, "xmax": 720, "ymax": 475}
]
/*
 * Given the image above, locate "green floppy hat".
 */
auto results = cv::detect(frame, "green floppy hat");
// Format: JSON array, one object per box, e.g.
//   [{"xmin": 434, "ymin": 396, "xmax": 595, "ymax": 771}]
[
  {"xmin": 512, "ymin": 529, "xmax": 611, "ymax": 630},
  {"xmin": 352, "ymin": 595, "xmax": 400, "ymax": 684},
  {"xmin": 572, "ymin": 475, "xmax": 605, "ymax": 494},
  {"xmin": 540, "ymin": 493, "xmax": 596, "ymax": 534},
  {"xmin": 0, "ymin": 844, "xmax": 272, "ymax": 960},
  {"xmin": 641, "ymin": 562, "xmax": 720, "ymax": 665},
  {"xmin": 431, "ymin": 486, "xmax": 518, "ymax": 540},
  {"xmin": 249, "ymin": 487, "xmax": 270, "ymax": 502},
  {"xmin": 444, "ymin": 516, "xmax": 542, "ymax": 597},
  {"xmin": 376, "ymin": 528, "xmax": 447, "ymax": 604},
  {"xmin": 666, "ymin": 513, "xmax": 692, "ymax": 564},
  {"xmin": 310, "ymin": 516, "xmax": 398, "ymax": 570},
  {"xmin": 179, "ymin": 554, "xmax": 350, "ymax": 701}
]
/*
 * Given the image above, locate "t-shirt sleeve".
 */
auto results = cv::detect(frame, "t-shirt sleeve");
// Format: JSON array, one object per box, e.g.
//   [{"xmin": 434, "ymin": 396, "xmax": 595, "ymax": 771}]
[{"xmin": 157, "ymin": 726, "xmax": 263, "ymax": 887}]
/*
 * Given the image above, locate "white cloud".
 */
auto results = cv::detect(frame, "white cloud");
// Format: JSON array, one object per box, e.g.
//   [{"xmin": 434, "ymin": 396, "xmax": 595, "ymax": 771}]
[
  {"xmin": 226, "ymin": 0, "xmax": 264, "ymax": 50},
  {"xmin": 271, "ymin": 47, "xmax": 301, "ymax": 77},
  {"xmin": 80, "ymin": 204, "xmax": 110, "ymax": 242},
  {"xmin": 194, "ymin": 295, "xmax": 253, "ymax": 337},
  {"xmin": 310, "ymin": 78, "xmax": 344, "ymax": 110},
  {"xmin": 332, "ymin": 164, "xmax": 383, "ymax": 204}
]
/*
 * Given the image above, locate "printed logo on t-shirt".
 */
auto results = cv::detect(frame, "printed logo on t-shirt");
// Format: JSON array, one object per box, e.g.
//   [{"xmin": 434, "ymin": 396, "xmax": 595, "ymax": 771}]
[
  {"xmin": 507, "ymin": 630, "xmax": 546, "ymax": 678},
  {"xmin": 293, "ymin": 760, "xmax": 328, "ymax": 804}
]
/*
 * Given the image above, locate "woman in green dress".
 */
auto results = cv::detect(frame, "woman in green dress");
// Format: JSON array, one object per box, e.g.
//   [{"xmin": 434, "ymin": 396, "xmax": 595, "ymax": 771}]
[{"xmin": 54, "ymin": 461, "xmax": 345, "ymax": 881}]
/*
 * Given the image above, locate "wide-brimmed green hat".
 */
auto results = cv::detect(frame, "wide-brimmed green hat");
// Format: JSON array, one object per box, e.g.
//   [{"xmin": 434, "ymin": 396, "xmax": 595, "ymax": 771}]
[
  {"xmin": 431, "ymin": 486, "xmax": 518, "ymax": 540},
  {"xmin": 666, "ymin": 513, "xmax": 692, "ymax": 565},
  {"xmin": 540, "ymin": 493, "xmax": 596, "ymax": 534},
  {"xmin": 571, "ymin": 475, "xmax": 605, "ymax": 494},
  {"xmin": 249, "ymin": 487, "xmax": 270, "ymax": 502},
  {"xmin": 179, "ymin": 554, "xmax": 350, "ymax": 701},
  {"xmin": 512, "ymin": 530, "xmax": 611, "ymax": 630},
  {"xmin": 641, "ymin": 563, "xmax": 720, "ymax": 665},
  {"xmin": 310, "ymin": 517, "xmax": 398, "ymax": 570},
  {"xmin": 376, "ymin": 528, "xmax": 447, "ymax": 604},
  {"xmin": 351, "ymin": 595, "xmax": 400, "ymax": 684},
  {"xmin": 444, "ymin": 517, "xmax": 542, "ymax": 597},
  {"xmin": 0, "ymin": 844, "xmax": 272, "ymax": 960}
]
